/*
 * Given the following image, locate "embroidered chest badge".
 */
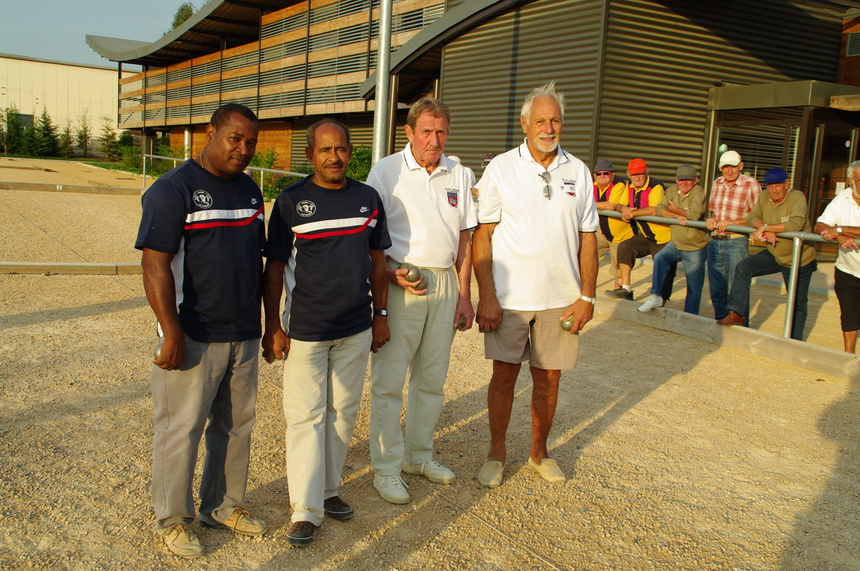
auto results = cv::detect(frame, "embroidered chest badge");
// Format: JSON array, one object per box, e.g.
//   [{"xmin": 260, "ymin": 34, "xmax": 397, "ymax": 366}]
[
  {"xmin": 193, "ymin": 190, "xmax": 213, "ymax": 209},
  {"xmin": 446, "ymin": 188, "xmax": 459, "ymax": 207},
  {"xmin": 562, "ymin": 179, "xmax": 577, "ymax": 197},
  {"xmin": 296, "ymin": 200, "xmax": 316, "ymax": 217}
]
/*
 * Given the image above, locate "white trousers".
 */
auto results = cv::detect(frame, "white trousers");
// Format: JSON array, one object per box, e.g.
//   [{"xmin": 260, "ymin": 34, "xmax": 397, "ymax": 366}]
[
  {"xmin": 369, "ymin": 265, "xmax": 458, "ymax": 475},
  {"xmin": 282, "ymin": 329, "xmax": 371, "ymax": 525}
]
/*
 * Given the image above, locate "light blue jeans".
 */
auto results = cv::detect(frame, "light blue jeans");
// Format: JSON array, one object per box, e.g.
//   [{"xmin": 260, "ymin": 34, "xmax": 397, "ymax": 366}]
[
  {"xmin": 707, "ymin": 237, "xmax": 750, "ymax": 321},
  {"xmin": 651, "ymin": 242, "xmax": 707, "ymax": 314}
]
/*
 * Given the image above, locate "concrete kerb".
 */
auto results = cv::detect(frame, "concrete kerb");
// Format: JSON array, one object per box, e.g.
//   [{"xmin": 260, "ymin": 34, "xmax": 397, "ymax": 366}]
[
  {"xmin": 0, "ymin": 262, "xmax": 141, "ymax": 275},
  {"xmin": 0, "ymin": 182, "xmax": 142, "ymax": 195},
  {"xmin": 597, "ymin": 296, "xmax": 859, "ymax": 381}
]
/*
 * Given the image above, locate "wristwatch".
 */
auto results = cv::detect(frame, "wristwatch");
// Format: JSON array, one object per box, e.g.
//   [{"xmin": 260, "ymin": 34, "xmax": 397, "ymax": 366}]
[
  {"xmin": 373, "ymin": 309, "xmax": 388, "ymax": 317},
  {"xmin": 837, "ymin": 226, "xmax": 844, "ymax": 234},
  {"xmin": 579, "ymin": 295, "xmax": 596, "ymax": 305}
]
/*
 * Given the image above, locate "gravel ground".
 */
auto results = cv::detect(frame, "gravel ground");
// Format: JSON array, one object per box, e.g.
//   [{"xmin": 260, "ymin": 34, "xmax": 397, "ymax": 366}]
[{"xmin": 1, "ymin": 162, "xmax": 858, "ymax": 570}]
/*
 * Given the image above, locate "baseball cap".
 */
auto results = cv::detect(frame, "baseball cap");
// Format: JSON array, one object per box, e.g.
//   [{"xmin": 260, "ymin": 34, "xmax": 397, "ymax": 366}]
[
  {"xmin": 593, "ymin": 158, "xmax": 614, "ymax": 173},
  {"xmin": 627, "ymin": 158, "xmax": 647, "ymax": 175},
  {"xmin": 764, "ymin": 167, "xmax": 788, "ymax": 185},
  {"xmin": 675, "ymin": 164, "xmax": 697, "ymax": 180},
  {"xmin": 719, "ymin": 150, "xmax": 741, "ymax": 168}
]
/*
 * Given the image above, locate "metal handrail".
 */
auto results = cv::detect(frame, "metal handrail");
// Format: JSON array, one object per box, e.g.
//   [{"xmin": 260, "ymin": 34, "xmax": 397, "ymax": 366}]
[
  {"xmin": 598, "ymin": 210, "xmax": 833, "ymax": 339},
  {"xmin": 141, "ymin": 154, "xmax": 307, "ymax": 189}
]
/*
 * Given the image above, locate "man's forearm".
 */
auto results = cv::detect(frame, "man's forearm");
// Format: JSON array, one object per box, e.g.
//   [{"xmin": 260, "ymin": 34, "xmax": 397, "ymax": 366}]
[
  {"xmin": 141, "ymin": 249, "xmax": 182, "ymax": 338},
  {"xmin": 262, "ymin": 259, "xmax": 286, "ymax": 330},
  {"xmin": 471, "ymin": 223, "xmax": 497, "ymax": 298},
  {"xmin": 369, "ymin": 249, "xmax": 388, "ymax": 310},
  {"xmin": 578, "ymin": 232, "xmax": 598, "ymax": 297},
  {"xmin": 454, "ymin": 230, "xmax": 472, "ymax": 298}
]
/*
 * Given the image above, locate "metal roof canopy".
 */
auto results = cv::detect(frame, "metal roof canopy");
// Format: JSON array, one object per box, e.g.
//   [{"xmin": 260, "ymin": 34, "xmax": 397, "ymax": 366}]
[
  {"xmin": 359, "ymin": 0, "xmax": 534, "ymax": 103},
  {"xmin": 709, "ymin": 80, "xmax": 860, "ymax": 111},
  {"xmin": 86, "ymin": 0, "xmax": 293, "ymax": 67}
]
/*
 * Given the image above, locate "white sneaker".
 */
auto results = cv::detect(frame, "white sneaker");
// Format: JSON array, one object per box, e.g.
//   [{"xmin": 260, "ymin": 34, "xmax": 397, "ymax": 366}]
[
  {"xmin": 374, "ymin": 473, "xmax": 410, "ymax": 504},
  {"xmin": 637, "ymin": 294, "xmax": 663, "ymax": 313},
  {"xmin": 402, "ymin": 459, "xmax": 456, "ymax": 484}
]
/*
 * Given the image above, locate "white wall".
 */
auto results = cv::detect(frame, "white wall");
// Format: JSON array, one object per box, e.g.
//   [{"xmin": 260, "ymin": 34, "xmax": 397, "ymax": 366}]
[{"xmin": 0, "ymin": 54, "xmax": 123, "ymax": 134}]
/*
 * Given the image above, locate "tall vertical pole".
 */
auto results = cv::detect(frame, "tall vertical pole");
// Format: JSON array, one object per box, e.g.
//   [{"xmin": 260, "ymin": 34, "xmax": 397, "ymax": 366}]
[{"xmin": 371, "ymin": 0, "xmax": 393, "ymax": 166}]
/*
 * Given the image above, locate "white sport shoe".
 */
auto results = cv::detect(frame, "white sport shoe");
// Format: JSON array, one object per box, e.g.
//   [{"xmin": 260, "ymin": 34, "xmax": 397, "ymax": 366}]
[
  {"xmin": 374, "ymin": 473, "xmax": 410, "ymax": 504},
  {"xmin": 402, "ymin": 459, "xmax": 456, "ymax": 484},
  {"xmin": 637, "ymin": 294, "xmax": 663, "ymax": 313}
]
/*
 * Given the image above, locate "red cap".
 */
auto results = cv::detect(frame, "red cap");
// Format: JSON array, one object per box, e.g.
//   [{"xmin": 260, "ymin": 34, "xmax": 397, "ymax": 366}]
[{"xmin": 628, "ymin": 158, "xmax": 647, "ymax": 175}]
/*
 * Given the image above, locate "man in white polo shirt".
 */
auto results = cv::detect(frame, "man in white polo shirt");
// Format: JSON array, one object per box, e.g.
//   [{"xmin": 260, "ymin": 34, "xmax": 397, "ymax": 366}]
[
  {"xmin": 365, "ymin": 98, "xmax": 477, "ymax": 504},
  {"xmin": 472, "ymin": 82, "xmax": 599, "ymax": 488}
]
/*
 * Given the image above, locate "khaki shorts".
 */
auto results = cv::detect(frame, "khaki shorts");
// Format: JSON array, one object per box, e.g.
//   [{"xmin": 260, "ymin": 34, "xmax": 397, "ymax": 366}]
[{"xmin": 483, "ymin": 307, "xmax": 579, "ymax": 370}]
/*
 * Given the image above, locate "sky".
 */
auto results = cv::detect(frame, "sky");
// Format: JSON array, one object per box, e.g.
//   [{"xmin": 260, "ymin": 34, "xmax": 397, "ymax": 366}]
[{"xmin": 0, "ymin": 0, "xmax": 194, "ymax": 68}]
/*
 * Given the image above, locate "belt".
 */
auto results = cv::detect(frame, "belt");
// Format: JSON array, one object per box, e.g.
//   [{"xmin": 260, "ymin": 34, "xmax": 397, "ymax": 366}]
[{"xmin": 711, "ymin": 234, "xmax": 730, "ymax": 240}]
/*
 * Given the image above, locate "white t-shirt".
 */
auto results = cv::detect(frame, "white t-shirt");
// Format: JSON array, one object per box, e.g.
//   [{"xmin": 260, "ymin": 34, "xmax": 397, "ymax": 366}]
[
  {"xmin": 365, "ymin": 144, "xmax": 477, "ymax": 268},
  {"xmin": 817, "ymin": 188, "xmax": 860, "ymax": 278},
  {"xmin": 477, "ymin": 141, "xmax": 599, "ymax": 310}
]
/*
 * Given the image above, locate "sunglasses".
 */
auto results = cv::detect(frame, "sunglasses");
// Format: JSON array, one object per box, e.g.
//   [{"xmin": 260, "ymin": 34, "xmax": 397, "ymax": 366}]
[
  {"xmin": 593, "ymin": 171, "xmax": 612, "ymax": 176},
  {"xmin": 539, "ymin": 171, "xmax": 552, "ymax": 199}
]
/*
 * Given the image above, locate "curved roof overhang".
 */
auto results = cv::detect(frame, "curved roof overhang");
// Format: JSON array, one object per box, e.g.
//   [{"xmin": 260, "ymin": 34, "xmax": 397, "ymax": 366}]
[
  {"xmin": 360, "ymin": 0, "xmax": 534, "ymax": 103},
  {"xmin": 86, "ymin": 0, "xmax": 294, "ymax": 68}
]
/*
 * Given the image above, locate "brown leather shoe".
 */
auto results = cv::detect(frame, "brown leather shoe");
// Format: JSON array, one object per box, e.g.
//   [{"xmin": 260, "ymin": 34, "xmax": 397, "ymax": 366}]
[{"xmin": 717, "ymin": 311, "xmax": 745, "ymax": 326}]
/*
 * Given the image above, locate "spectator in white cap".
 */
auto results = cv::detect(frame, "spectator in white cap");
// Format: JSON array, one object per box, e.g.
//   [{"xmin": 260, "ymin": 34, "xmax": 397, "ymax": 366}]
[
  {"xmin": 637, "ymin": 164, "xmax": 709, "ymax": 314},
  {"xmin": 705, "ymin": 150, "xmax": 762, "ymax": 322}
]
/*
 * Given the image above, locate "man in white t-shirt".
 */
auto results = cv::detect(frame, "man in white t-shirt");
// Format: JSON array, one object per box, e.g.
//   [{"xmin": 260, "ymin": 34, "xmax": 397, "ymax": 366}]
[
  {"xmin": 472, "ymin": 82, "xmax": 599, "ymax": 488},
  {"xmin": 365, "ymin": 99, "xmax": 477, "ymax": 504},
  {"xmin": 815, "ymin": 159, "xmax": 860, "ymax": 353}
]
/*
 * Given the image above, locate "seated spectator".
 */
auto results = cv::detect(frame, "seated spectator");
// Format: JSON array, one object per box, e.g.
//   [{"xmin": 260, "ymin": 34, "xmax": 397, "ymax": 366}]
[
  {"xmin": 814, "ymin": 160, "xmax": 860, "ymax": 353},
  {"xmin": 604, "ymin": 158, "xmax": 673, "ymax": 301},
  {"xmin": 592, "ymin": 159, "xmax": 632, "ymax": 291},
  {"xmin": 638, "ymin": 164, "xmax": 709, "ymax": 314},
  {"xmin": 717, "ymin": 168, "xmax": 817, "ymax": 341}
]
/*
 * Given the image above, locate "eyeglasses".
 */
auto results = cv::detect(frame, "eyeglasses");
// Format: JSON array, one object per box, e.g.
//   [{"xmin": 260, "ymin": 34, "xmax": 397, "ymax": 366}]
[
  {"xmin": 594, "ymin": 171, "xmax": 612, "ymax": 176},
  {"xmin": 539, "ymin": 171, "xmax": 552, "ymax": 199}
]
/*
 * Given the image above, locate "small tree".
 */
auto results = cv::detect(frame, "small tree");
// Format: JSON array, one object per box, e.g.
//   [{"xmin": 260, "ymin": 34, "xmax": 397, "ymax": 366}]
[
  {"xmin": 58, "ymin": 121, "xmax": 74, "ymax": 158},
  {"xmin": 34, "ymin": 108, "xmax": 59, "ymax": 157},
  {"xmin": 21, "ymin": 121, "xmax": 37, "ymax": 156},
  {"xmin": 3, "ymin": 105, "xmax": 24, "ymax": 155},
  {"xmin": 98, "ymin": 116, "xmax": 122, "ymax": 161},
  {"xmin": 75, "ymin": 110, "xmax": 93, "ymax": 158},
  {"xmin": 169, "ymin": 2, "xmax": 195, "ymax": 32},
  {"xmin": 346, "ymin": 145, "xmax": 372, "ymax": 182}
]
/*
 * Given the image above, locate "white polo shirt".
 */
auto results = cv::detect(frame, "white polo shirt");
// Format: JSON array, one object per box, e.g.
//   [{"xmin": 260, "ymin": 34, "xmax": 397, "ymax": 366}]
[
  {"xmin": 817, "ymin": 188, "xmax": 860, "ymax": 278},
  {"xmin": 366, "ymin": 143, "xmax": 477, "ymax": 268},
  {"xmin": 476, "ymin": 141, "xmax": 599, "ymax": 311}
]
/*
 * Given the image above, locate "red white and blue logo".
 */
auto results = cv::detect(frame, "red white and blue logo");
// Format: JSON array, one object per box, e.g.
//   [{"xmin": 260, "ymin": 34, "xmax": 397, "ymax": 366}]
[{"xmin": 446, "ymin": 189, "xmax": 459, "ymax": 207}]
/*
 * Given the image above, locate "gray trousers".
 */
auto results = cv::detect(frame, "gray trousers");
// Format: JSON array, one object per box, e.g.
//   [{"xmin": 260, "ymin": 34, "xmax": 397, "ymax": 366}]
[{"xmin": 151, "ymin": 337, "xmax": 259, "ymax": 530}]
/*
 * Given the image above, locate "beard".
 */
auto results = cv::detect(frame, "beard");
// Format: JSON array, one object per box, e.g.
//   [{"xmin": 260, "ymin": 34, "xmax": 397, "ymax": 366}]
[{"xmin": 534, "ymin": 135, "xmax": 558, "ymax": 153}]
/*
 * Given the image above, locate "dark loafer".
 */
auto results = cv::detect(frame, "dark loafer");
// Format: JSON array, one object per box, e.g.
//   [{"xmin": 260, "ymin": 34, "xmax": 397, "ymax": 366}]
[
  {"xmin": 323, "ymin": 496, "xmax": 354, "ymax": 521},
  {"xmin": 286, "ymin": 521, "xmax": 317, "ymax": 546}
]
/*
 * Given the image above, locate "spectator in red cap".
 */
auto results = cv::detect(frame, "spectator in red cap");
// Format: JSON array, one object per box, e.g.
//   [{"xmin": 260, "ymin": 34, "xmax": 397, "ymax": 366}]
[{"xmin": 604, "ymin": 158, "xmax": 673, "ymax": 301}]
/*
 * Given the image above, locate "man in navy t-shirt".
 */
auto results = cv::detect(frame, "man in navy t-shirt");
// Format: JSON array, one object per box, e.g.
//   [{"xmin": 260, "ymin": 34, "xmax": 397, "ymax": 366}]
[
  {"xmin": 262, "ymin": 118, "xmax": 391, "ymax": 546},
  {"xmin": 135, "ymin": 103, "xmax": 267, "ymax": 559}
]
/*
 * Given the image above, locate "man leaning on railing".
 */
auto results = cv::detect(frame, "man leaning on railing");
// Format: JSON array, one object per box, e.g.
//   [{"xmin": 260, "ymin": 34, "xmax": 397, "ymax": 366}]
[{"xmin": 715, "ymin": 168, "xmax": 816, "ymax": 341}]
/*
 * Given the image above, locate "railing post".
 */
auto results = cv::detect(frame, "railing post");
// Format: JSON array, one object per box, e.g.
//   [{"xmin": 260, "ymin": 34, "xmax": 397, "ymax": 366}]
[{"xmin": 782, "ymin": 236, "xmax": 804, "ymax": 339}]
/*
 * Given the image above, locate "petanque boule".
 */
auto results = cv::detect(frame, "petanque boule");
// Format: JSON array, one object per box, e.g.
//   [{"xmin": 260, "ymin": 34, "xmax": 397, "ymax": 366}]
[
  {"xmin": 561, "ymin": 317, "xmax": 575, "ymax": 332},
  {"xmin": 153, "ymin": 343, "xmax": 162, "ymax": 360},
  {"xmin": 401, "ymin": 263, "xmax": 422, "ymax": 283},
  {"xmin": 458, "ymin": 315, "xmax": 467, "ymax": 329}
]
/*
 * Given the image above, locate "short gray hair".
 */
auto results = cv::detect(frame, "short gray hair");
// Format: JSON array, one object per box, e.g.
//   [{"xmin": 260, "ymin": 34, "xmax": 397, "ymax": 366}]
[
  {"xmin": 848, "ymin": 159, "xmax": 860, "ymax": 180},
  {"xmin": 520, "ymin": 81, "xmax": 565, "ymax": 122}
]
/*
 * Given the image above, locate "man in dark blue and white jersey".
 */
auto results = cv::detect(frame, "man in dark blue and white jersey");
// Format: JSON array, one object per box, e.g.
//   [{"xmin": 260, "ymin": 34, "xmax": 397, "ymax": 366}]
[
  {"xmin": 135, "ymin": 103, "xmax": 267, "ymax": 559},
  {"xmin": 262, "ymin": 118, "xmax": 391, "ymax": 546}
]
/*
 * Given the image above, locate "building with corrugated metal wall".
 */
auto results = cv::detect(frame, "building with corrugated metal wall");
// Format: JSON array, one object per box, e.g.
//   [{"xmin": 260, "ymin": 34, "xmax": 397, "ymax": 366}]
[
  {"xmin": 410, "ymin": 0, "xmax": 859, "ymax": 217},
  {"xmin": 89, "ymin": 0, "xmax": 860, "ymax": 215}
]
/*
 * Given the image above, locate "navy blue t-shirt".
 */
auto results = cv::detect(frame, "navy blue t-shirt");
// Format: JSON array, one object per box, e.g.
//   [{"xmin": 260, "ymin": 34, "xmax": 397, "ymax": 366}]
[
  {"xmin": 265, "ymin": 177, "xmax": 391, "ymax": 342},
  {"xmin": 135, "ymin": 160, "xmax": 265, "ymax": 342}
]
